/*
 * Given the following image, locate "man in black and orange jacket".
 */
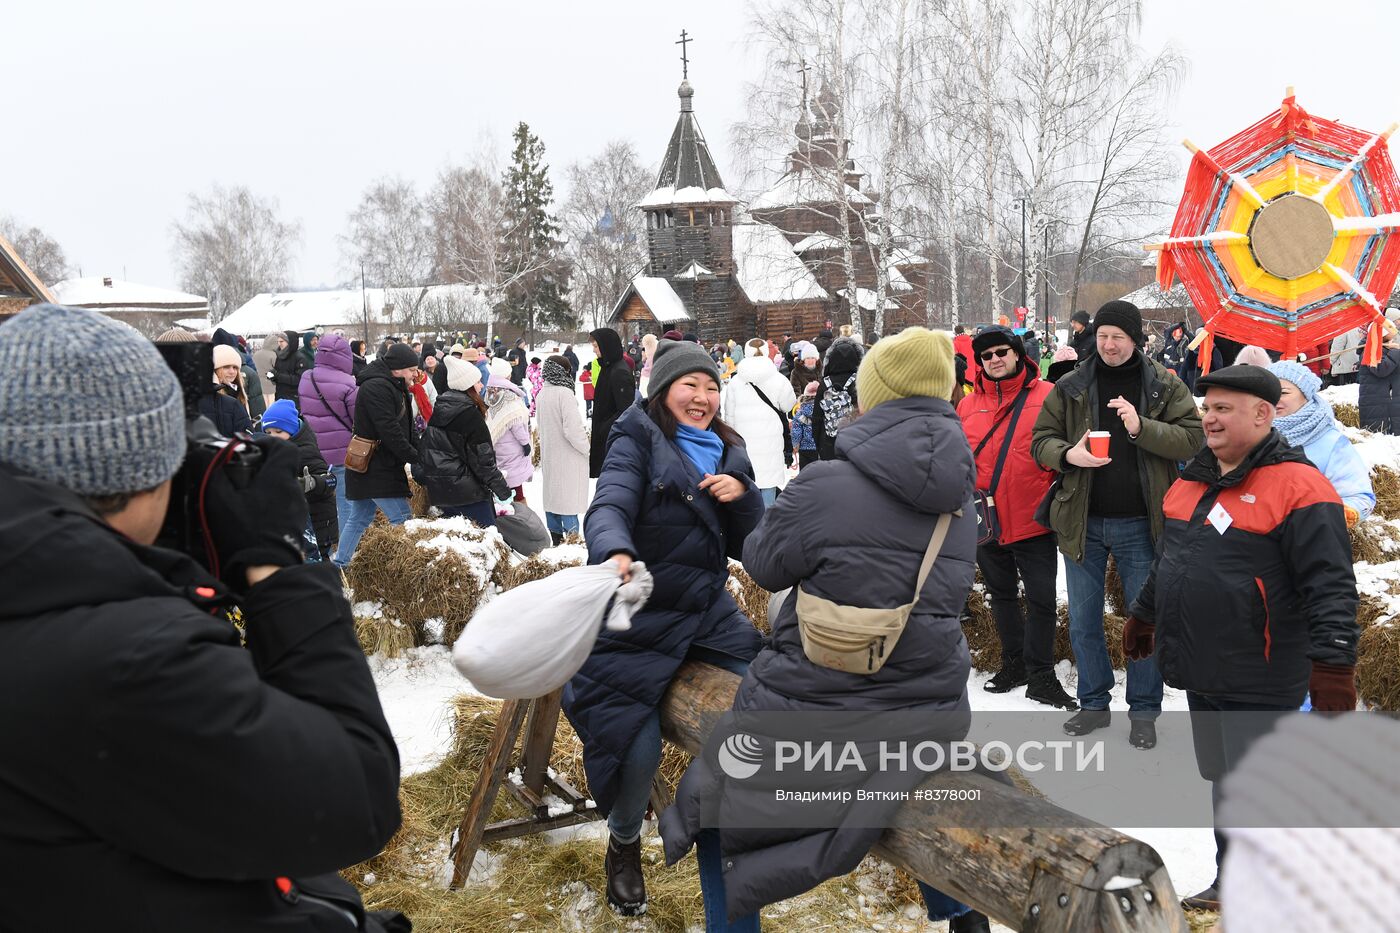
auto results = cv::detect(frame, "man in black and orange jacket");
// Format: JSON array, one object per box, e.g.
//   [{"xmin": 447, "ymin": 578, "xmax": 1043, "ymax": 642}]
[{"xmin": 1122, "ymin": 364, "xmax": 1359, "ymax": 912}]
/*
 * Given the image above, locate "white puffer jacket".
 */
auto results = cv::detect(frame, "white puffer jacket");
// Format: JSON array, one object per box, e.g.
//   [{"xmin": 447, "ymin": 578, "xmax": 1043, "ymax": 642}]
[{"xmin": 721, "ymin": 355, "xmax": 797, "ymax": 489}]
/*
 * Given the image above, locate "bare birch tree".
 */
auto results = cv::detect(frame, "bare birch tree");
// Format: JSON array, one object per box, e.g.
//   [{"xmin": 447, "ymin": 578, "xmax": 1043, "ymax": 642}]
[
  {"xmin": 341, "ymin": 177, "xmax": 434, "ymax": 334},
  {"xmin": 171, "ymin": 186, "xmax": 300, "ymax": 323},
  {"xmin": 0, "ymin": 216, "xmax": 70, "ymax": 286},
  {"xmin": 560, "ymin": 140, "xmax": 653, "ymax": 331}
]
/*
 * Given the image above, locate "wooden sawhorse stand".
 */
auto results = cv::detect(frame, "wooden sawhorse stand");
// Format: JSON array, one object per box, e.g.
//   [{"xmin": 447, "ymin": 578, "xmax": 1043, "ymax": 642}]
[{"xmin": 447, "ymin": 687, "xmax": 673, "ymax": 889}]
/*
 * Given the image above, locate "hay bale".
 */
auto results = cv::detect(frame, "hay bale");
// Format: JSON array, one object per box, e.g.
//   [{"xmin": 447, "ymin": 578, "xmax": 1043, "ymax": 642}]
[
  {"xmin": 1373, "ymin": 464, "xmax": 1400, "ymax": 521},
  {"xmin": 530, "ymin": 427, "xmax": 541, "ymax": 468},
  {"xmin": 491, "ymin": 551, "xmax": 583, "ymax": 593},
  {"xmin": 354, "ymin": 613, "xmax": 416, "ymax": 659},
  {"xmin": 1352, "ymin": 519, "xmax": 1400, "ymax": 565},
  {"xmin": 408, "ymin": 476, "xmax": 432, "ymax": 519},
  {"xmin": 1104, "ymin": 557, "xmax": 1127, "ymax": 616},
  {"xmin": 728, "ymin": 562, "xmax": 774, "ymax": 635},
  {"xmin": 345, "ymin": 519, "xmax": 503, "ymax": 647},
  {"xmin": 1357, "ymin": 623, "xmax": 1400, "ymax": 711},
  {"xmin": 1333, "ymin": 402, "xmax": 1360, "ymax": 428}
]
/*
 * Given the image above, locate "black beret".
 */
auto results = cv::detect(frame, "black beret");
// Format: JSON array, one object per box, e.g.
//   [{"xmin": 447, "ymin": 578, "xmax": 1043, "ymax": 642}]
[{"xmin": 1195, "ymin": 364, "xmax": 1282, "ymax": 405}]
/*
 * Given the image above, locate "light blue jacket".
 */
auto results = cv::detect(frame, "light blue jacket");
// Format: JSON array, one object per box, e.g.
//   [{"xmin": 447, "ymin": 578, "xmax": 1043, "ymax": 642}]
[{"xmin": 1304, "ymin": 427, "xmax": 1375, "ymax": 520}]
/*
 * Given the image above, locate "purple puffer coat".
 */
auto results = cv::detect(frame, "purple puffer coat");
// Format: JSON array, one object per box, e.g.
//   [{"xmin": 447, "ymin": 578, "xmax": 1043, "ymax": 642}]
[{"xmin": 298, "ymin": 333, "xmax": 358, "ymax": 466}]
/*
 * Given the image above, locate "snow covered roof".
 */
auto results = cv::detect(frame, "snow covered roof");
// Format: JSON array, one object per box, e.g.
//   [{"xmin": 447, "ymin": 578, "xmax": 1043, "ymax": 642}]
[
  {"xmin": 637, "ymin": 185, "xmax": 736, "ymax": 208},
  {"xmin": 1117, "ymin": 281, "xmax": 1192, "ymax": 311},
  {"xmin": 618, "ymin": 275, "xmax": 692, "ymax": 324},
  {"xmin": 642, "ymin": 80, "xmax": 735, "ymax": 210},
  {"xmin": 219, "ymin": 283, "xmax": 490, "ymax": 336},
  {"xmin": 674, "ymin": 261, "xmax": 714, "ymax": 280},
  {"xmin": 840, "ymin": 287, "xmax": 899, "ymax": 312},
  {"xmin": 52, "ymin": 276, "xmax": 206, "ymax": 310},
  {"xmin": 732, "ymin": 223, "xmax": 829, "ymax": 305},
  {"xmin": 886, "ymin": 265, "xmax": 914, "ymax": 293},
  {"xmin": 886, "ymin": 246, "xmax": 930, "ymax": 267},
  {"xmin": 748, "ymin": 171, "xmax": 873, "ymax": 211},
  {"xmin": 792, "ymin": 232, "xmax": 843, "ymax": 252}
]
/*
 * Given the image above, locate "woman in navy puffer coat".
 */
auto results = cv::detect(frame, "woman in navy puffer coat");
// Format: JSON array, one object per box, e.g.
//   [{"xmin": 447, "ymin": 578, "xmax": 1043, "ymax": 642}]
[
  {"xmin": 661, "ymin": 327, "xmax": 989, "ymax": 931},
  {"xmin": 298, "ymin": 333, "xmax": 358, "ymax": 537},
  {"xmin": 563, "ymin": 340, "xmax": 765, "ymax": 918}
]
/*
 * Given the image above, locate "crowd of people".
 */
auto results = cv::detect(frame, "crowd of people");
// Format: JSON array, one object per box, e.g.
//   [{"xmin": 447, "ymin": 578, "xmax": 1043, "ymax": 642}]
[{"xmin": 1, "ymin": 297, "xmax": 1395, "ymax": 931}]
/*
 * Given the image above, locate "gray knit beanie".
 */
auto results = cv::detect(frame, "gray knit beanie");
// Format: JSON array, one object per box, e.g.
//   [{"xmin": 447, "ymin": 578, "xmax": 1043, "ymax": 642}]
[
  {"xmin": 0, "ymin": 304, "xmax": 186, "ymax": 495},
  {"xmin": 645, "ymin": 338, "xmax": 722, "ymax": 400}
]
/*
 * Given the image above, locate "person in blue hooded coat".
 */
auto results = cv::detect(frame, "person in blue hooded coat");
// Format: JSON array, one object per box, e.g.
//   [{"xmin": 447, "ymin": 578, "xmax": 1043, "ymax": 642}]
[
  {"xmin": 562, "ymin": 339, "xmax": 766, "ymax": 918},
  {"xmin": 1268, "ymin": 360, "xmax": 1375, "ymax": 524},
  {"xmin": 659, "ymin": 328, "xmax": 992, "ymax": 932}
]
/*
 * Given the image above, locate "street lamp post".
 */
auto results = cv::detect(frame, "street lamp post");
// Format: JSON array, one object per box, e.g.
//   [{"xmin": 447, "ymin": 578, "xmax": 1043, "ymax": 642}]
[
  {"xmin": 1042, "ymin": 222, "xmax": 1052, "ymax": 337},
  {"xmin": 1014, "ymin": 196, "xmax": 1029, "ymax": 313}
]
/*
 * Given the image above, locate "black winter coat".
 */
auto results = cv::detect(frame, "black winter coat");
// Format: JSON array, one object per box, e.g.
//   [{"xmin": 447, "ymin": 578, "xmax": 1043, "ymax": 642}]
[
  {"xmin": 1131, "ymin": 432, "xmax": 1359, "ymax": 705},
  {"xmin": 661, "ymin": 396, "xmax": 978, "ymax": 919},
  {"xmin": 1359, "ymin": 346, "xmax": 1400, "ymax": 434},
  {"xmin": 345, "ymin": 359, "xmax": 419, "ymax": 501},
  {"xmin": 589, "ymin": 328, "xmax": 639, "ymax": 477},
  {"xmin": 198, "ymin": 384, "xmax": 251, "ymax": 437},
  {"xmin": 285, "ymin": 418, "xmax": 338, "ymax": 553},
  {"xmin": 272, "ymin": 329, "xmax": 307, "ymax": 401},
  {"xmin": 1070, "ymin": 325, "xmax": 1095, "ymax": 360},
  {"xmin": 0, "ymin": 466, "xmax": 402, "ymax": 932},
  {"xmin": 563, "ymin": 405, "xmax": 765, "ymax": 814},
  {"xmin": 414, "ymin": 390, "xmax": 511, "ymax": 507}
]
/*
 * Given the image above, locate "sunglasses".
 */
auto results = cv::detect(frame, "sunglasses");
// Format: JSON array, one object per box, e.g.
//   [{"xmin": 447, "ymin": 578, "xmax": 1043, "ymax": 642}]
[{"xmin": 979, "ymin": 347, "xmax": 1014, "ymax": 362}]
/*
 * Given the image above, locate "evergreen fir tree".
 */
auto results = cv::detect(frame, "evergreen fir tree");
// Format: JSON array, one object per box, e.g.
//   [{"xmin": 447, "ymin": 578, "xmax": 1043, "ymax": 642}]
[{"xmin": 497, "ymin": 122, "xmax": 574, "ymax": 342}]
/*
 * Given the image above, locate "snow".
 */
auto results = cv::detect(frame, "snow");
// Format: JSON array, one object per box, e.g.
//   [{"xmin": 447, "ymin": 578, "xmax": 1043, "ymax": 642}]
[
  {"xmin": 731, "ymin": 223, "xmax": 829, "ymax": 304},
  {"xmin": 792, "ymin": 232, "xmax": 843, "ymax": 252},
  {"xmin": 886, "ymin": 246, "xmax": 930, "ymax": 268},
  {"xmin": 620, "ymin": 275, "xmax": 692, "ymax": 324},
  {"xmin": 840, "ymin": 287, "xmax": 899, "ymax": 312},
  {"xmin": 407, "ymin": 517, "xmax": 507, "ymax": 590},
  {"xmin": 1117, "ymin": 281, "xmax": 1191, "ymax": 310},
  {"xmin": 637, "ymin": 185, "xmax": 736, "ymax": 208},
  {"xmin": 369, "ymin": 646, "xmax": 477, "ymax": 775},
  {"xmin": 51, "ymin": 276, "xmax": 207, "ymax": 309},
  {"xmin": 748, "ymin": 171, "xmax": 874, "ymax": 211},
  {"xmin": 673, "ymin": 261, "xmax": 713, "ymax": 280},
  {"xmin": 218, "ymin": 283, "xmax": 489, "ymax": 337}
]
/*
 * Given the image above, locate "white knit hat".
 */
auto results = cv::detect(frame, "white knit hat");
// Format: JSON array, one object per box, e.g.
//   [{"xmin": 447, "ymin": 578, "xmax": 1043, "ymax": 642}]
[
  {"xmin": 445, "ymin": 354, "xmax": 481, "ymax": 392},
  {"xmin": 1220, "ymin": 713, "xmax": 1400, "ymax": 932},
  {"xmin": 489, "ymin": 357, "xmax": 512, "ymax": 380}
]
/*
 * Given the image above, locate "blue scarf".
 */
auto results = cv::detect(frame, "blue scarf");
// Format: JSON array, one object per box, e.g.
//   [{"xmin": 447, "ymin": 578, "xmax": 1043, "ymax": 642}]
[
  {"xmin": 1275, "ymin": 396, "xmax": 1337, "ymax": 449},
  {"xmin": 674, "ymin": 424, "xmax": 724, "ymax": 476}
]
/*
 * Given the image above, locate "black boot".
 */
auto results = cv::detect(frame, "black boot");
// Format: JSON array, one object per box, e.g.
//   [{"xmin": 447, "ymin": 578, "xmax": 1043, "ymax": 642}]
[
  {"xmin": 1181, "ymin": 882, "xmax": 1220, "ymax": 911},
  {"xmin": 550, "ymin": 531, "xmax": 564, "ymax": 548},
  {"xmin": 1129, "ymin": 720, "xmax": 1157, "ymax": 749},
  {"xmin": 605, "ymin": 834, "xmax": 647, "ymax": 916},
  {"xmin": 1063, "ymin": 709, "xmax": 1112, "ymax": 736},
  {"xmin": 1026, "ymin": 672, "xmax": 1078, "ymax": 710},
  {"xmin": 949, "ymin": 909, "xmax": 992, "ymax": 932},
  {"xmin": 983, "ymin": 658, "xmax": 1027, "ymax": 694}
]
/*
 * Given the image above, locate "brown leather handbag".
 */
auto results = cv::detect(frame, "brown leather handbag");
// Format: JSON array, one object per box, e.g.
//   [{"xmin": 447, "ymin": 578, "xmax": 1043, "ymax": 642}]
[{"xmin": 343, "ymin": 434, "xmax": 379, "ymax": 473}]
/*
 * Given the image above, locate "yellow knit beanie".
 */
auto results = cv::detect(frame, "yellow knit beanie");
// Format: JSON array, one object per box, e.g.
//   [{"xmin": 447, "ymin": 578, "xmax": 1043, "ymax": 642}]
[{"xmin": 856, "ymin": 327, "xmax": 955, "ymax": 413}]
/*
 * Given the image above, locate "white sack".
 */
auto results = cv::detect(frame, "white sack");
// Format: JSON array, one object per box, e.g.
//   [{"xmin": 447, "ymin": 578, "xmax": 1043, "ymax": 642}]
[{"xmin": 452, "ymin": 560, "xmax": 652, "ymax": 699}]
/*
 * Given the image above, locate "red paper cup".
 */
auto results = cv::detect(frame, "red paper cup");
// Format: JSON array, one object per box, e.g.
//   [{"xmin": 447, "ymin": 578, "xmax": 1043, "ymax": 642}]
[{"xmin": 1088, "ymin": 431, "xmax": 1111, "ymax": 459}]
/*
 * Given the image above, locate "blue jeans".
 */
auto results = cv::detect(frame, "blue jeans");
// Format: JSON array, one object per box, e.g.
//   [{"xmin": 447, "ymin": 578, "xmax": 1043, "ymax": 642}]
[
  {"xmin": 330, "ymin": 465, "xmax": 349, "ymax": 540},
  {"xmin": 759, "ymin": 488, "xmax": 778, "ymax": 507},
  {"xmin": 610, "ymin": 651, "xmax": 752, "ymax": 844},
  {"xmin": 1064, "ymin": 516, "xmax": 1162, "ymax": 717},
  {"xmin": 440, "ymin": 501, "xmax": 496, "ymax": 527},
  {"xmin": 333, "ymin": 497, "xmax": 412, "ymax": 568},
  {"xmin": 546, "ymin": 512, "xmax": 579, "ymax": 535}
]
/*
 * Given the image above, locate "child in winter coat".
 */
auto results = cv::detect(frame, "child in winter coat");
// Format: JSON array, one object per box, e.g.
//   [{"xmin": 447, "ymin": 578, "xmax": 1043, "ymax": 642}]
[
  {"xmin": 484, "ymin": 366, "xmax": 534, "ymax": 500},
  {"xmin": 579, "ymin": 365, "xmax": 596, "ymax": 416},
  {"xmin": 260, "ymin": 399, "xmax": 339, "ymax": 561},
  {"xmin": 526, "ymin": 356, "xmax": 544, "ymax": 416},
  {"xmin": 791, "ymin": 380, "xmax": 819, "ymax": 468}
]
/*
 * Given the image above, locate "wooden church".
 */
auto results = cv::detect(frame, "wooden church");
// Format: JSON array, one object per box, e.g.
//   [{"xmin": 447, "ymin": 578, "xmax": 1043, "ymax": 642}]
[
  {"xmin": 611, "ymin": 72, "xmax": 935, "ymax": 345},
  {"xmin": 0, "ymin": 233, "xmax": 55, "ymax": 324}
]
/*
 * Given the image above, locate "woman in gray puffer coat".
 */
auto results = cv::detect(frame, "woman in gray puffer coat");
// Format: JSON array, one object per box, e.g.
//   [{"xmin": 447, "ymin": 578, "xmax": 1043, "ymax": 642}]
[{"xmin": 661, "ymin": 328, "xmax": 991, "ymax": 931}]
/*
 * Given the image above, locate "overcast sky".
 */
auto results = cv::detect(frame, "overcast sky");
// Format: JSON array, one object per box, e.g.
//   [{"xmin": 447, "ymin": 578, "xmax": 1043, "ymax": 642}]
[{"xmin": 7, "ymin": 0, "xmax": 1398, "ymax": 292}]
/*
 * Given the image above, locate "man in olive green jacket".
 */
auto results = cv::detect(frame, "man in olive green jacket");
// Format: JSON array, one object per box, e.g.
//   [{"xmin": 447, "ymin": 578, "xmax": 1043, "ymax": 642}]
[{"xmin": 1030, "ymin": 300, "xmax": 1203, "ymax": 749}]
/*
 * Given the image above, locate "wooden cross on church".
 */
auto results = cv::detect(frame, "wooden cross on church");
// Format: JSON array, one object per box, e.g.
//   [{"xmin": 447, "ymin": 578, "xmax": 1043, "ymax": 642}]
[{"xmin": 676, "ymin": 28, "xmax": 692, "ymax": 79}]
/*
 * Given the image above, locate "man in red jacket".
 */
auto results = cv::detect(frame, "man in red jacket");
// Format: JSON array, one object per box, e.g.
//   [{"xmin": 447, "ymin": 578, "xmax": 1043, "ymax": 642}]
[
  {"xmin": 1122, "ymin": 364, "xmax": 1358, "ymax": 912},
  {"xmin": 957, "ymin": 325, "xmax": 1077, "ymax": 709}
]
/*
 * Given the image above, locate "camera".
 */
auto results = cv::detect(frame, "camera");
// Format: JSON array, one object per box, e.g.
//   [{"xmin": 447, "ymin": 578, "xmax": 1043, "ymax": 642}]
[{"xmin": 153, "ymin": 340, "xmax": 264, "ymax": 568}]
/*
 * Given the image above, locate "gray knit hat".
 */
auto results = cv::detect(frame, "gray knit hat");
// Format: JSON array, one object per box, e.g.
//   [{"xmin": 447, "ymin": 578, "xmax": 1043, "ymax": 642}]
[
  {"xmin": 0, "ymin": 304, "xmax": 186, "ymax": 495},
  {"xmin": 645, "ymin": 338, "xmax": 722, "ymax": 400}
]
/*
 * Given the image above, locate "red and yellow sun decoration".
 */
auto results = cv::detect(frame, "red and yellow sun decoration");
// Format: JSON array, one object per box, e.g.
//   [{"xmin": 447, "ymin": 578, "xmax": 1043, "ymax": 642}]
[{"xmin": 1151, "ymin": 90, "xmax": 1400, "ymax": 372}]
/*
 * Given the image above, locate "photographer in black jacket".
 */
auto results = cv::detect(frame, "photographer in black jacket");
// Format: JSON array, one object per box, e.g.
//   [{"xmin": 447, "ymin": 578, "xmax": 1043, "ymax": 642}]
[{"xmin": 0, "ymin": 305, "xmax": 404, "ymax": 932}]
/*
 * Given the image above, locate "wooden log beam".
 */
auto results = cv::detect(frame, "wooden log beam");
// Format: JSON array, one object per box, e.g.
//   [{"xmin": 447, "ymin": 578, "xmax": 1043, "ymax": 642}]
[{"xmin": 658, "ymin": 660, "xmax": 1188, "ymax": 933}]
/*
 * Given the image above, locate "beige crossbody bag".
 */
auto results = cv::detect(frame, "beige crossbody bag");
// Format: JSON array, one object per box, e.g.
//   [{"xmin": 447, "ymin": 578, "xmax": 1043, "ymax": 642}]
[{"xmin": 796, "ymin": 511, "xmax": 955, "ymax": 675}]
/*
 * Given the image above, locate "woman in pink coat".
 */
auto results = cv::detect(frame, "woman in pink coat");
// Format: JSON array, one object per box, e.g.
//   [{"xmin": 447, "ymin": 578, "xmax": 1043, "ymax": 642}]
[{"xmin": 484, "ymin": 372, "xmax": 534, "ymax": 500}]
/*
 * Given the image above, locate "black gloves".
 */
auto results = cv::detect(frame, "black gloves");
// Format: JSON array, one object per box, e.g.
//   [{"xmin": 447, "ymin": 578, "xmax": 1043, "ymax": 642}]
[
  {"xmin": 200, "ymin": 434, "xmax": 308, "ymax": 585},
  {"xmin": 521, "ymin": 444, "xmax": 531, "ymax": 457}
]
